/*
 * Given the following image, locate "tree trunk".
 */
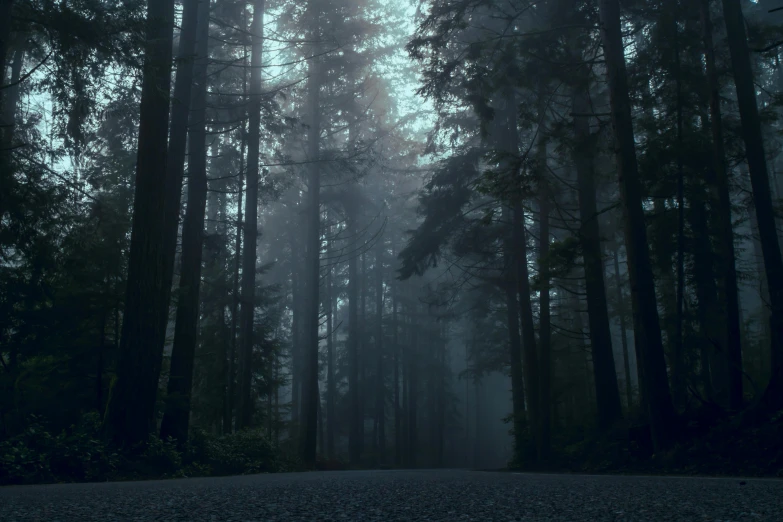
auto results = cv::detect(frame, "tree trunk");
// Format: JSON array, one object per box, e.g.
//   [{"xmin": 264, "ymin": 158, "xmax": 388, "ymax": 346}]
[
  {"xmin": 408, "ymin": 302, "xmax": 419, "ymax": 468},
  {"xmin": 159, "ymin": 0, "xmax": 210, "ymax": 447},
  {"xmin": 673, "ymin": 17, "xmax": 687, "ymax": 412},
  {"xmin": 611, "ymin": 241, "xmax": 634, "ymax": 410},
  {"xmin": 105, "ymin": 0, "xmax": 176, "ymax": 448},
  {"xmin": 159, "ymin": 0, "xmax": 201, "ymax": 351},
  {"xmin": 375, "ymin": 238, "xmax": 386, "ymax": 457},
  {"xmin": 514, "ymin": 200, "xmax": 540, "ymax": 457},
  {"xmin": 571, "ymin": 65, "xmax": 623, "ymax": 431},
  {"xmin": 326, "ymin": 223, "xmax": 335, "ymax": 458},
  {"xmin": 597, "ymin": 0, "xmax": 677, "ymax": 450},
  {"xmin": 392, "ymin": 276, "xmax": 401, "ymax": 467},
  {"xmin": 348, "ymin": 205, "xmax": 361, "ymax": 465},
  {"xmin": 299, "ymin": 29, "xmax": 322, "ymax": 467},
  {"xmin": 503, "ymin": 204, "xmax": 527, "ymax": 462},
  {"xmin": 701, "ymin": 0, "xmax": 744, "ymax": 410},
  {"xmin": 236, "ymin": 0, "xmax": 265, "ymax": 430}
]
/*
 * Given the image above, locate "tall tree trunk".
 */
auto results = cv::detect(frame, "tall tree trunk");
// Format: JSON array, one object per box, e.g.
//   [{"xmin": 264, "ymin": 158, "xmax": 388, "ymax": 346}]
[
  {"xmin": 159, "ymin": 0, "xmax": 201, "ymax": 351},
  {"xmin": 347, "ymin": 205, "xmax": 361, "ymax": 465},
  {"xmin": 0, "ymin": 0, "xmax": 16, "ymax": 222},
  {"xmin": 538, "ymin": 180, "xmax": 552, "ymax": 460},
  {"xmin": 375, "ymin": 238, "xmax": 386, "ymax": 457},
  {"xmin": 300, "ymin": 27, "xmax": 322, "ymax": 467},
  {"xmin": 611, "ymin": 240, "xmax": 634, "ymax": 410},
  {"xmin": 598, "ymin": 0, "xmax": 677, "ymax": 450},
  {"xmin": 721, "ymin": 0, "xmax": 783, "ymax": 409},
  {"xmin": 673, "ymin": 16, "xmax": 687, "ymax": 411},
  {"xmin": 408, "ymin": 302, "xmax": 419, "ymax": 468},
  {"xmin": 227, "ymin": 124, "xmax": 245, "ymax": 434},
  {"xmin": 701, "ymin": 0, "xmax": 744, "ymax": 410},
  {"xmin": 514, "ymin": 200, "xmax": 539, "ymax": 456},
  {"xmin": 325, "ymin": 223, "xmax": 335, "ymax": 458},
  {"xmin": 105, "ymin": 0, "xmax": 176, "ymax": 448},
  {"xmin": 503, "ymin": 204, "xmax": 527, "ymax": 462},
  {"xmin": 159, "ymin": 0, "xmax": 210, "ymax": 447},
  {"xmin": 236, "ymin": 0, "xmax": 265, "ymax": 430},
  {"xmin": 392, "ymin": 276, "xmax": 401, "ymax": 467},
  {"xmin": 571, "ymin": 62, "xmax": 623, "ymax": 430}
]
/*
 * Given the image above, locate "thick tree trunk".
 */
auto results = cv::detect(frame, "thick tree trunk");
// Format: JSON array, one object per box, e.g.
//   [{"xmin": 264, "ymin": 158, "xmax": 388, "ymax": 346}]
[
  {"xmin": 159, "ymin": 0, "xmax": 201, "ymax": 348},
  {"xmin": 236, "ymin": 0, "xmax": 265, "ymax": 430},
  {"xmin": 598, "ymin": 0, "xmax": 677, "ymax": 450},
  {"xmin": 571, "ymin": 67, "xmax": 623, "ymax": 430},
  {"xmin": 159, "ymin": 0, "xmax": 210, "ymax": 446},
  {"xmin": 701, "ymin": 0, "xmax": 744, "ymax": 410},
  {"xmin": 721, "ymin": 0, "xmax": 783, "ymax": 409},
  {"xmin": 299, "ymin": 33, "xmax": 321, "ymax": 467},
  {"xmin": 105, "ymin": 0, "xmax": 176, "ymax": 448}
]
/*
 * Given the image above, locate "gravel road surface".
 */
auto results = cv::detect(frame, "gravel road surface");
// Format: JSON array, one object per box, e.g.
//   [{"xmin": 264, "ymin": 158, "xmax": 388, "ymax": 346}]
[{"xmin": 1, "ymin": 469, "xmax": 781, "ymax": 521}]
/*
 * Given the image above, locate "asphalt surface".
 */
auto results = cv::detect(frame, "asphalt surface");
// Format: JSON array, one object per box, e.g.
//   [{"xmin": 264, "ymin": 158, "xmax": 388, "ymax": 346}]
[{"xmin": 0, "ymin": 469, "xmax": 781, "ymax": 521}]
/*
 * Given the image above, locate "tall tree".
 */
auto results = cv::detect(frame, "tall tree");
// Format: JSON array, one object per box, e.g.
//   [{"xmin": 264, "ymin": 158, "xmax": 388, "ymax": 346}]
[
  {"xmin": 236, "ymin": 0, "xmax": 265, "ymax": 430},
  {"xmin": 597, "ymin": 0, "xmax": 677, "ymax": 450},
  {"xmin": 159, "ymin": 0, "xmax": 210, "ymax": 447},
  {"xmin": 299, "ymin": 0, "xmax": 322, "ymax": 466},
  {"xmin": 720, "ymin": 0, "xmax": 783, "ymax": 409},
  {"xmin": 105, "ymin": 0, "xmax": 177, "ymax": 448}
]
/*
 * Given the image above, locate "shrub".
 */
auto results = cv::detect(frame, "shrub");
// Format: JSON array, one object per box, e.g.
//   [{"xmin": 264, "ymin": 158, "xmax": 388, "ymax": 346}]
[
  {"xmin": 0, "ymin": 413, "xmax": 119, "ymax": 485},
  {"xmin": 186, "ymin": 428, "xmax": 281, "ymax": 476}
]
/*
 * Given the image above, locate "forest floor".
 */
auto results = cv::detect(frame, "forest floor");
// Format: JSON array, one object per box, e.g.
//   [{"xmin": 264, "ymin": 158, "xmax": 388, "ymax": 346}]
[{"xmin": 2, "ymin": 469, "xmax": 781, "ymax": 521}]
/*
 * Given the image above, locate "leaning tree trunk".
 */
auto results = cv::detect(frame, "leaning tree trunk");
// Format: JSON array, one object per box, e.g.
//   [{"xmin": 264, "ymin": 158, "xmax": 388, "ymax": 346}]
[
  {"xmin": 236, "ymin": 0, "xmax": 265, "ymax": 431},
  {"xmin": 105, "ymin": 0, "xmax": 177, "ymax": 448},
  {"xmin": 571, "ymin": 64, "xmax": 623, "ymax": 431},
  {"xmin": 159, "ymin": 0, "xmax": 210, "ymax": 447},
  {"xmin": 597, "ymin": 0, "xmax": 677, "ymax": 451}
]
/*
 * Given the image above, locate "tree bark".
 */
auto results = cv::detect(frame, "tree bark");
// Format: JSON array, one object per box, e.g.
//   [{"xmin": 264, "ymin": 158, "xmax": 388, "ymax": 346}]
[
  {"xmin": 299, "ymin": 24, "xmax": 322, "ymax": 466},
  {"xmin": 597, "ymin": 0, "xmax": 677, "ymax": 450},
  {"xmin": 375, "ymin": 237, "xmax": 386, "ymax": 456},
  {"xmin": 325, "ymin": 221, "xmax": 335, "ymax": 458},
  {"xmin": 159, "ymin": 0, "xmax": 210, "ymax": 447},
  {"xmin": 159, "ymin": 0, "xmax": 201, "ymax": 352},
  {"xmin": 236, "ymin": 0, "xmax": 265, "ymax": 431},
  {"xmin": 105, "ymin": 0, "xmax": 177, "ymax": 448},
  {"xmin": 700, "ymin": 0, "xmax": 743, "ymax": 410},
  {"xmin": 571, "ymin": 64, "xmax": 623, "ymax": 431}
]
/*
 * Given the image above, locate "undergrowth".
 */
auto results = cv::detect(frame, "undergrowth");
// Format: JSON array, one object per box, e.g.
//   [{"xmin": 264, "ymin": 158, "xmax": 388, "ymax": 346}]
[
  {"xmin": 0, "ymin": 413, "xmax": 296, "ymax": 486},
  {"xmin": 510, "ymin": 406, "xmax": 783, "ymax": 477}
]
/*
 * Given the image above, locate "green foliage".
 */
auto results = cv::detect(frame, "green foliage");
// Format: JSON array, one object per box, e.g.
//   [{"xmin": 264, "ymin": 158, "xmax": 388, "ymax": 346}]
[
  {"xmin": 186, "ymin": 428, "xmax": 285, "ymax": 476},
  {"xmin": 0, "ymin": 413, "xmax": 119, "ymax": 485}
]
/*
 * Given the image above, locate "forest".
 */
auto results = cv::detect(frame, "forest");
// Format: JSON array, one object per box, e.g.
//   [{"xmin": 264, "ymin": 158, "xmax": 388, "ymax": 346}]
[{"xmin": 1, "ymin": 0, "xmax": 783, "ymax": 486}]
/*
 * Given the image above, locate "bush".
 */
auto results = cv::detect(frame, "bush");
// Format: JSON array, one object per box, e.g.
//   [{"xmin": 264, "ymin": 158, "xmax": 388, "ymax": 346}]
[
  {"xmin": 186, "ymin": 428, "xmax": 282, "ymax": 476},
  {"xmin": 0, "ymin": 413, "xmax": 119, "ymax": 485}
]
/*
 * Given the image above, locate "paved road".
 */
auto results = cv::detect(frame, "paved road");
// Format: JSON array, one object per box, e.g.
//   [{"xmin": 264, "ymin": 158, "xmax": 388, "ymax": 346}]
[{"xmin": 1, "ymin": 469, "xmax": 781, "ymax": 521}]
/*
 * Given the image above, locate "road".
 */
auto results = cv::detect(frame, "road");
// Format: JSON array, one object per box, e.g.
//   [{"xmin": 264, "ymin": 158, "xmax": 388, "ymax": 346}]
[{"xmin": 0, "ymin": 469, "xmax": 781, "ymax": 521}]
